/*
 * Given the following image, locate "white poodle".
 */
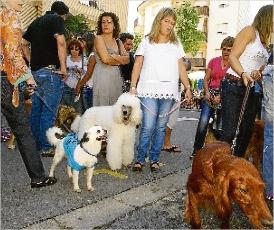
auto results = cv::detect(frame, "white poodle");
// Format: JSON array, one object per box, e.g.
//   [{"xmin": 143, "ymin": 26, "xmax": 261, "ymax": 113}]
[{"xmin": 71, "ymin": 93, "xmax": 142, "ymax": 170}]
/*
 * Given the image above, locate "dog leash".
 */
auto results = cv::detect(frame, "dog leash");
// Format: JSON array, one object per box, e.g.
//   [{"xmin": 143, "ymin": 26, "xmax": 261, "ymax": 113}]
[
  {"xmin": 140, "ymin": 99, "xmax": 187, "ymax": 118},
  {"xmin": 231, "ymin": 82, "xmax": 252, "ymax": 154}
]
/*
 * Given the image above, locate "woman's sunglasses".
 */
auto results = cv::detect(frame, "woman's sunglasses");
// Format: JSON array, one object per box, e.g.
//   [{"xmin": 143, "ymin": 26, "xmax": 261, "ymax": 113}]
[{"xmin": 222, "ymin": 47, "xmax": 232, "ymax": 52}]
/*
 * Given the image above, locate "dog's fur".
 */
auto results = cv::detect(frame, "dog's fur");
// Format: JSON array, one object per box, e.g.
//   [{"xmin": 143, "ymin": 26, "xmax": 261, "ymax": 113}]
[
  {"xmin": 46, "ymin": 126, "xmax": 106, "ymax": 192},
  {"xmin": 185, "ymin": 141, "xmax": 273, "ymax": 229},
  {"xmin": 71, "ymin": 93, "xmax": 142, "ymax": 170},
  {"xmin": 205, "ymin": 120, "xmax": 264, "ymax": 170},
  {"xmin": 56, "ymin": 105, "xmax": 79, "ymax": 132}
]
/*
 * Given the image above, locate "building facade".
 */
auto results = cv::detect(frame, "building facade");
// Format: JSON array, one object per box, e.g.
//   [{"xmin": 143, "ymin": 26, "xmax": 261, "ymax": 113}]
[
  {"xmin": 135, "ymin": 0, "xmax": 255, "ymax": 68},
  {"xmin": 20, "ymin": 0, "xmax": 129, "ymax": 32}
]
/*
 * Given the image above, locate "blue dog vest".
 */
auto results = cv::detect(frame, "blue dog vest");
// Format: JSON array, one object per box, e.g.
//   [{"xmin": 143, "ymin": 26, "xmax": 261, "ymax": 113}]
[{"xmin": 63, "ymin": 133, "xmax": 95, "ymax": 171}]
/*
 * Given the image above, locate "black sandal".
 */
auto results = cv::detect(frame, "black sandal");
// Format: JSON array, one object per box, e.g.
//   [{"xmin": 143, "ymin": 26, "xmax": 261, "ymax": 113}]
[
  {"xmin": 150, "ymin": 162, "xmax": 160, "ymax": 172},
  {"xmin": 132, "ymin": 162, "xmax": 143, "ymax": 172}
]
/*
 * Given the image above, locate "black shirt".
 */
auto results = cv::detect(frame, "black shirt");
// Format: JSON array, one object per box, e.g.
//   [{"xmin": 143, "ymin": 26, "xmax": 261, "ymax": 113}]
[
  {"xmin": 120, "ymin": 52, "xmax": 135, "ymax": 81},
  {"xmin": 23, "ymin": 11, "xmax": 65, "ymax": 71}
]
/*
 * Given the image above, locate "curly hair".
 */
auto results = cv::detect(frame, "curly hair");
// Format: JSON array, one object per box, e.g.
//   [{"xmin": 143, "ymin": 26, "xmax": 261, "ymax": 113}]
[
  {"xmin": 96, "ymin": 12, "xmax": 120, "ymax": 39},
  {"xmin": 67, "ymin": 39, "xmax": 83, "ymax": 55}
]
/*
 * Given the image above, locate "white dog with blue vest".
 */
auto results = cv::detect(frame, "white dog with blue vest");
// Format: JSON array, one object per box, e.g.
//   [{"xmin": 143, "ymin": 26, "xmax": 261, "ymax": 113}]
[{"xmin": 46, "ymin": 125, "xmax": 107, "ymax": 192}]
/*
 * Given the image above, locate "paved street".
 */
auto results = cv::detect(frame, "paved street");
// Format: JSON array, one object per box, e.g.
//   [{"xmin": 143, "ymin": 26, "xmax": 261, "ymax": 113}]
[{"xmin": 1, "ymin": 110, "xmax": 272, "ymax": 229}]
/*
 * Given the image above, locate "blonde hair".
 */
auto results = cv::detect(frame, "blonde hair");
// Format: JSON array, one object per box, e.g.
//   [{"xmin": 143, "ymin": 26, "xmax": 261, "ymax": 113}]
[
  {"xmin": 147, "ymin": 7, "xmax": 178, "ymax": 44},
  {"xmin": 252, "ymin": 4, "xmax": 273, "ymax": 46}
]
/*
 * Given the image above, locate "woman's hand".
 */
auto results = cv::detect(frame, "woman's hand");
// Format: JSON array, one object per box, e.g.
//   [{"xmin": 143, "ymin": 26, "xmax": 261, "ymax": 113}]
[
  {"xmin": 26, "ymin": 76, "xmax": 37, "ymax": 95},
  {"xmin": 213, "ymin": 95, "xmax": 221, "ymax": 105},
  {"xmin": 184, "ymin": 89, "xmax": 192, "ymax": 104},
  {"xmin": 130, "ymin": 87, "xmax": 137, "ymax": 95},
  {"xmin": 204, "ymin": 91, "xmax": 211, "ymax": 102},
  {"xmin": 242, "ymin": 72, "xmax": 254, "ymax": 86},
  {"xmin": 250, "ymin": 70, "xmax": 262, "ymax": 81}
]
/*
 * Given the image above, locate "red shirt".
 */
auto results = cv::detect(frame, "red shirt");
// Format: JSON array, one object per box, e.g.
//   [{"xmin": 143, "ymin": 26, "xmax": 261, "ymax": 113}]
[{"xmin": 208, "ymin": 56, "xmax": 229, "ymax": 89}]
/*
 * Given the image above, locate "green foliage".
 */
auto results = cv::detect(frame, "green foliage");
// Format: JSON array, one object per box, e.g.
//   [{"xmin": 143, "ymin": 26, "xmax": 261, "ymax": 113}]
[
  {"xmin": 65, "ymin": 14, "xmax": 92, "ymax": 39},
  {"xmin": 175, "ymin": 1, "xmax": 206, "ymax": 56},
  {"xmin": 132, "ymin": 32, "xmax": 143, "ymax": 52}
]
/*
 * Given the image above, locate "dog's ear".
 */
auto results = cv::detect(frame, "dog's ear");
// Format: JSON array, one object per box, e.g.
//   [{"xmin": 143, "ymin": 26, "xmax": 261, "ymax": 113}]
[
  {"xmin": 55, "ymin": 133, "xmax": 66, "ymax": 139},
  {"xmin": 80, "ymin": 132, "xmax": 89, "ymax": 144}
]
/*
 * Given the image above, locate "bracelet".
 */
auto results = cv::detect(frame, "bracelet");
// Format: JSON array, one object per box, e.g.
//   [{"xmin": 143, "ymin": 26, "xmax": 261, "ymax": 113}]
[{"xmin": 240, "ymin": 71, "xmax": 246, "ymax": 78}]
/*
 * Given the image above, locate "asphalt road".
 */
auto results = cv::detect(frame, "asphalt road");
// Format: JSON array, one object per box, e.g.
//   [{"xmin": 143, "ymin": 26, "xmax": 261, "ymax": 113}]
[{"xmin": 1, "ymin": 110, "xmax": 272, "ymax": 229}]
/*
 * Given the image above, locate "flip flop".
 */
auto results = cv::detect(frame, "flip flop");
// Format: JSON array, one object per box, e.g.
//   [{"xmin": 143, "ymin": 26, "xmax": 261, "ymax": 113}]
[{"xmin": 162, "ymin": 145, "xmax": 181, "ymax": 153}]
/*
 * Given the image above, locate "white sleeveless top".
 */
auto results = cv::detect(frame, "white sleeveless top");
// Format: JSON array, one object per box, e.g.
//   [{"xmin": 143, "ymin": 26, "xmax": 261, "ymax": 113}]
[{"xmin": 227, "ymin": 31, "xmax": 269, "ymax": 77}]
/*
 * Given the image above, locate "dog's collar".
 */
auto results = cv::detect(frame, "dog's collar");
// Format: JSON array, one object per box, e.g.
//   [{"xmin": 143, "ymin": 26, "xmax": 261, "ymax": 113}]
[{"xmin": 80, "ymin": 143, "xmax": 97, "ymax": 157}]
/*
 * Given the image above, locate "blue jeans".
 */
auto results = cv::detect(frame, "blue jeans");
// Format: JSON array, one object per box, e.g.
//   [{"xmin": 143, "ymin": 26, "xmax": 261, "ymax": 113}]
[
  {"xmin": 193, "ymin": 100, "xmax": 221, "ymax": 152},
  {"xmin": 220, "ymin": 79, "xmax": 260, "ymax": 157},
  {"xmin": 61, "ymin": 84, "xmax": 82, "ymax": 113},
  {"xmin": 262, "ymin": 112, "xmax": 273, "ymax": 197},
  {"xmin": 81, "ymin": 86, "xmax": 93, "ymax": 113},
  {"xmin": 136, "ymin": 97, "xmax": 174, "ymax": 164},
  {"xmin": 31, "ymin": 68, "xmax": 64, "ymax": 152}
]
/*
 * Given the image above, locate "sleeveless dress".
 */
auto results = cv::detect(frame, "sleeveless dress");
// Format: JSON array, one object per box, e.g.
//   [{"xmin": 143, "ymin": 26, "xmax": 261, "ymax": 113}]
[{"xmin": 92, "ymin": 48, "xmax": 123, "ymax": 106}]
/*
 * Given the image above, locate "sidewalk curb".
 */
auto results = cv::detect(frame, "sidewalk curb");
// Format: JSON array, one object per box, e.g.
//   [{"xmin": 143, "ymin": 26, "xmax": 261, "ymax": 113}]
[{"xmin": 24, "ymin": 168, "xmax": 191, "ymax": 229}]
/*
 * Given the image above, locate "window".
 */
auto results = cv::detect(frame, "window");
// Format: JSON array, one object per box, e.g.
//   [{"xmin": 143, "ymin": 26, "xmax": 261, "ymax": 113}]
[{"xmin": 217, "ymin": 23, "xmax": 228, "ymax": 35}]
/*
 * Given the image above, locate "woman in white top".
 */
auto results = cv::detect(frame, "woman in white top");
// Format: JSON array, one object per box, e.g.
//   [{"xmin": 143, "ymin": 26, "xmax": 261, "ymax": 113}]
[
  {"xmin": 130, "ymin": 7, "xmax": 192, "ymax": 172},
  {"xmin": 220, "ymin": 5, "xmax": 272, "ymax": 157},
  {"xmin": 61, "ymin": 39, "xmax": 84, "ymax": 113}
]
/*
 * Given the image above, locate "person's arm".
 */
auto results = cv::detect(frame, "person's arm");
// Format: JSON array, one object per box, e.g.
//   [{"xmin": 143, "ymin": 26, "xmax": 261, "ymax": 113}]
[
  {"xmin": 129, "ymin": 55, "xmax": 143, "ymax": 95},
  {"xmin": 229, "ymin": 26, "xmax": 258, "ymax": 86},
  {"xmin": 95, "ymin": 36, "xmax": 129, "ymax": 65},
  {"xmin": 55, "ymin": 34, "xmax": 67, "ymax": 79},
  {"xmin": 203, "ymin": 68, "xmax": 212, "ymax": 101},
  {"xmin": 75, "ymin": 55, "xmax": 96, "ymax": 95},
  {"xmin": 22, "ymin": 38, "xmax": 31, "ymax": 63},
  {"xmin": 178, "ymin": 58, "xmax": 192, "ymax": 103}
]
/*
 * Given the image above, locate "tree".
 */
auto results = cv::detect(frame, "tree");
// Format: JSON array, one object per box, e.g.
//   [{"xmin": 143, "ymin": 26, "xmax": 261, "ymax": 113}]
[
  {"xmin": 175, "ymin": 1, "xmax": 206, "ymax": 56},
  {"xmin": 132, "ymin": 31, "xmax": 143, "ymax": 52},
  {"xmin": 65, "ymin": 14, "xmax": 92, "ymax": 39}
]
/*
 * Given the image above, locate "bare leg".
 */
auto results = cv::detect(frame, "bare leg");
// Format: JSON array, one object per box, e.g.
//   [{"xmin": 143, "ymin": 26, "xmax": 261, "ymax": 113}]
[{"xmin": 86, "ymin": 167, "xmax": 95, "ymax": 191}]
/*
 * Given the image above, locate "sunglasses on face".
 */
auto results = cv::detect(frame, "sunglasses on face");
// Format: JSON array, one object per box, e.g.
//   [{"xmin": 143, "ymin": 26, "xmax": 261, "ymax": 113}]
[
  {"xmin": 222, "ymin": 47, "xmax": 232, "ymax": 52},
  {"xmin": 70, "ymin": 47, "xmax": 80, "ymax": 51}
]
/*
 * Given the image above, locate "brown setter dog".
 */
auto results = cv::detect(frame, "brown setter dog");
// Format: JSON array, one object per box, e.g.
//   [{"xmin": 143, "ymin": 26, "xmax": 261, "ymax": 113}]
[
  {"xmin": 205, "ymin": 120, "xmax": 264, "ymax": 170},
  {"xmin": 185, "ymin": 141, "xmax": 273, "ymax": 229}
]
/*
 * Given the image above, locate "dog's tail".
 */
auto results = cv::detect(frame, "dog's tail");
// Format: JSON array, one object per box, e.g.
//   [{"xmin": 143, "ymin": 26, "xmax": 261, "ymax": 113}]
[
  {"xmin": 71, "ymin": 115, "xmax": 81, "ymax": 132},
  {"xmin": 46, "ymin": 127, "xmax": 65, "ymax": 146}
]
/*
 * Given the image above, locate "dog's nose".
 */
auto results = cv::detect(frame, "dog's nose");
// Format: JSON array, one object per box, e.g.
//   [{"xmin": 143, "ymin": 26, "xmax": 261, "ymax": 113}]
[{"xmin": 123, "ymin": 110, "xmax": 127, "ymax": 115}]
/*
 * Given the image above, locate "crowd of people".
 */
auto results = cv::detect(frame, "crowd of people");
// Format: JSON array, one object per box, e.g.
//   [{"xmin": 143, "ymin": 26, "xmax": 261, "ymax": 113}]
[{"xmin": 1, "ymin": 0, "xmax": 272, "ymax": 201}]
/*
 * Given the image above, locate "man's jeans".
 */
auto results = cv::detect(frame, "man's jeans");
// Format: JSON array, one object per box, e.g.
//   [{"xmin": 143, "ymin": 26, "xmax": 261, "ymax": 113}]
[
  {"xmin": 1, "ymin": 76, "xmax": 46, "ymax": 182},
  {"xmin": 193, "ymin": 100, "xmax": 221, "ymax": 152},
  {"xmin": 220, "ymin": 79, "xmax": 260, "ymax": 157},
  {"xmin": 136, "ymin": 97, "xmax": 174, "ymax": 164},
  {"xmin": 31, "ymin": 68, "xmax": 64, "ymax": 152}
]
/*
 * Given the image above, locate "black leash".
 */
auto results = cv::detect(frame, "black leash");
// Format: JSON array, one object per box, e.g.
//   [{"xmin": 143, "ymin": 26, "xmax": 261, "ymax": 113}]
[{"xmin": 231, "ymin": 83, "xmax": 252, "ymax": 154}]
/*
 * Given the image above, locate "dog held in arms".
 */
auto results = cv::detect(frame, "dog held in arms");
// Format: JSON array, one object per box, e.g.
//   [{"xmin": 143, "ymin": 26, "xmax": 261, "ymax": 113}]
[
  {"xmin": 71, "ymin": 93, "xmax": 142, "ymax": 170},
  {"xmin": 46, "ymin": 125, "xmax": 107, "ymax": 192},
  {"xmin": 185, "ymin": 141, "xmax": 273, "ymax": 229}
]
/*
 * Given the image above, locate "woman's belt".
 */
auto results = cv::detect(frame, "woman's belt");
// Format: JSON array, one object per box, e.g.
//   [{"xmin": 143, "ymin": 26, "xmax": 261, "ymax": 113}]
[{"xmin": 225, "ymin": 73, "xmax": 244, "ymax": 87}]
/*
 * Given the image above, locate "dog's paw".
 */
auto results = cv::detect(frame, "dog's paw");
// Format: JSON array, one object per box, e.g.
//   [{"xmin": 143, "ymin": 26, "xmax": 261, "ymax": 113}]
[
  {"xmin": 87, "ymin": 186, "xmax": 95, "ymax": 192},
  {"xmin": 74, "ymin": 188, "xmax": 82, "ymax": 193}
]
